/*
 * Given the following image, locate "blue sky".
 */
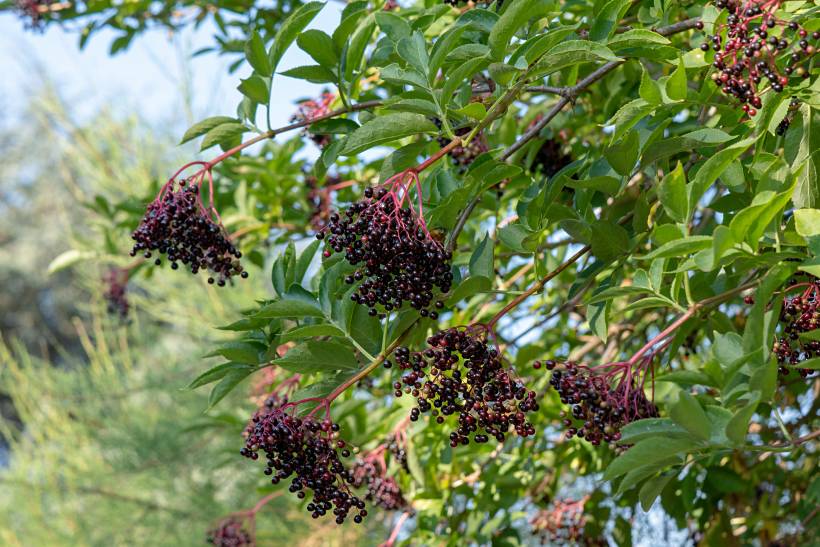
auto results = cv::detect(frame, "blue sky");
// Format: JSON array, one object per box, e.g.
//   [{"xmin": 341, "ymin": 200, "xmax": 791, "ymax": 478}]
[{"xmin": 0, "ymin": 4, "xmax": 343, "ymax": 135}]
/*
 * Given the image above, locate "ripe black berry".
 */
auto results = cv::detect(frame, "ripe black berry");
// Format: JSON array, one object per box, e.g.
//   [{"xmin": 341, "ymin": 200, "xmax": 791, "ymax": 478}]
[
  {"xmin": 206, "ymin": 518, "xmax": 252, "ymax": 547},
  {"xmin": 772, "ymin": 274, "xmax": 820, "ymax": 378}
]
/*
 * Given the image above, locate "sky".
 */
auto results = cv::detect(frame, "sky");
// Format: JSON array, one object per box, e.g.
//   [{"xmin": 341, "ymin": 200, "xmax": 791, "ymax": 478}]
[{"xmin": 0, "ymin": 4, "xmax": 344, "ymax": 135}]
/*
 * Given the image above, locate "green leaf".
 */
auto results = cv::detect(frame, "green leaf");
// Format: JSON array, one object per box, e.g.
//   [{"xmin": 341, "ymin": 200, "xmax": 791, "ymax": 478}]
[
  {"xmin": 442, "ymin": 56, "xmax": 490, "ymax": 101},
  {"xmin": 488, "ymin": 0, "xmax": 553, "ymax": 60},
  {"xmin": 200, "ymin": 122, "xmax": 247, "ymax": 151},
  {"xmin": 375, "ymin": 11, "xmax": 411, "ymax": 42},
  {"xmin": 297, "ymin": 29, "xmax": 338, "ymax": 69},
  {"xmin": 397, "ymin": 31, "xmax": 429, "ymax": 77},
  {"xmin": 607, "ymin": 98, "xmax": 655, "ymax": 144},
  {"xmin": 605, "ymin": 130, "xmax": 639, "ymax": 176},
  {"xmin": 658, "ymin": 162, "xmax": 689, "ymax": 222},
  {"xmin": 180, "ymin": 116, "xmax": 238, "ymax": 145},
  {"xmin": 208, "ymin": 367, "xmax": 255, "ymax": 409},
  {"xmin": 669, "ymin": 391, "xmax": 711, "ymax": 441},
  {"xmin": 269, "ymin": 1, "xmax": 326, "ymax": 71},
  {"xmin": 253, "ymin": 298, "xmax": 325, "ymax": 319},
  {"xmin": 794, "ymin": 208, "xmax": 820, "ymax": 237},
  {"xmin": 47, "ymin": 249, "xmax": 97, "ymax": 274},
  {"xmin": 793, "ymin": 357, "xmax": 820, "ymax": 370},
  {"xmin": 188, "ymin": 362, "xmax": 254, "ymax": 390},
  {"xmin": 689, "ymin": 137, "xmax": 757, "ymax": 207},
  {"xmin": 604, "ymin": 438, "xmax": 696, "ymax": 480},
  {"xmin": 618, "ymin": 418, "xmax": 690, "ymax": 444},
  {"xmin": 533, "ymin": 41, "xmax": 621, "ymax": 78},
  {"xmin": 639, "ymin": 66, "xmax": 662, "ymax": 105},
  {"xmin": 590, "ymin": 0, "xmax": 630, "ymax": 42},
  {"xmin": 245, "ymin": 31, "xmax": 271, "ymax": 76},
  {"xmin": 590, "ymin": 220, "xmax": 630, "ymax": 262},
  {"xmin": 345, "ymin": 19, "xmax": 375, "ymax": 80},
  {"xmin": 665, "ymin": 57, "xmax": 687, "ymax": 101},
  {"xmin": 340, "ymin": 113, "xmax": 438, "ymax": 155},
  {"xmin": 725, "ymin": 392, "xmax": 760, "ymax": 445},
  {"xmin": 640, "ymin": 236, "xmax": 713, "ymax": 260},
  {"xmin": 429, "ymin": 25, "xmax": 467, "ymax": 78},
  {"xmin": 275, "ymin": 341, "xmax": 360, "ymax": 373},
  {"xmin": 205, "ymin": 341, "xmax": 265, "ymax": 364},
  {"xmin": 237, "ymin": 76, "xmax": 269, "ymax": 104},
  {"xmin": 280, "ymin": 64, "xmax": 337, "ymax": 84},
  {"xmin": 452, "ymin": 102, "xmax": 487, "ymax": 121},
  {"xmin": 469, "ymin": 233, "xmax": 495, "ymax": 278},
  {"xmin": 278, "ymin": 324, "xmax": 345, "ymax": 344},
  {"xmin": 608, "ymin": 29, "xmax": 671, "ymax": 51},
  {"xmin": 728, "ymin": 188, "xmax": 793, "ymax": 252},
  {"xmin": 639, "ymin": 473, "xmax": 673, "ymax": 511}
]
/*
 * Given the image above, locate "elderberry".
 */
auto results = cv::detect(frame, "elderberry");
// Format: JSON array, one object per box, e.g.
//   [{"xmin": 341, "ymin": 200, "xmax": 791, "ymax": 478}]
[
  {"xmin": 541, "ymin": 360, "xmax": 658, "ymax": 446},
  {"xmin": 241, "ymin": 401, "xmax": 366, "ymax": 524},
  {"xmin": 703, "ymin": 1, "xmax": 817, "ymax": 115},
  {"xmin": 206, "ymin": 518, "xmax": 252, "ymax": 547},
  {"xmin": 291, "ymin": 92, "xmax": 335, "ymax": 148},
  {"xmin": 319, "ymin": 187, "xmax": 452, "ymax": 314},
  {"xmin": 772, "ymin": 274, "xmax": 820, "ymax": 378},
  {"xmin": 395, "ymin": 327, "xmax": 538, "ymax": 446},
  {"xmin": 437, "ymin": 126, "xmax": 488, "ymax": 171},
  {"xmin": 351, "ymin": 460, "xmax": 407, "ymax": 511},
  {"xmin": 530, "ymin": 499, "xmax": 596, "ymax": 546},
  {"xmin": 102, "ymin": 268, "xmax": 129, "ymax": 318},
  {"xmin": 130, "ymin": 181, "xmax": 245, "ymax": 285}
]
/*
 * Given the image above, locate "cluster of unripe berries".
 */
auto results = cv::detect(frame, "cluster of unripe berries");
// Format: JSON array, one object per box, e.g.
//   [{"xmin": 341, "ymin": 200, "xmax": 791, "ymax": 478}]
[
  {"xmin": 773, "ymin": 274, "xmax": 820, "ymax": 378},
  {"xmin": 240, "ymin": 402, "xmax": 366, "ymax": 524},
  {"xmin": 102, "ymin": 268, "xmax": 129, "ymax": 318},
  {"xmin": 291, "ymin": 92, "xmax": 335, "ymax": 148},
  {"xmin": 350, "ymin": 459, "xmax": 407, "ymax": 511},
  {"xmin": 130, "ymin": 180, "xmax": 246, "ymax": 286},
  {"xmin": 206, "ymin": 518, "xmax": 252, "ymax": 547},
  {"xmin": 697, "ymin": 1, "xmax": 817, "ymax": 116},
  {"xmin": 390, "ymin": 328, "xmax": 538, "ymax": 446},
  {"xmin": 317, "ymin": 186, "xmax": 452, "ymax": 316},
  {"xmin": 539, "ymin": 360, "xmax": 658, "ymax": 446}
]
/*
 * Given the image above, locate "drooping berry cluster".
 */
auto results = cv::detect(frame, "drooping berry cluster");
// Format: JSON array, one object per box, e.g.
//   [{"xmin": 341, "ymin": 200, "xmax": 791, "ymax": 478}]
[
  {"xmin": 291, "ymin": 92, "xmax": 336, "ymax": 148},
  {"xmin": 540, "ymin": 360, "xmax": 658, "ymax": 446},
  {"xmin": 240, "ymin": 401, "xmax": 366, "ymax": 524},
  {"xmin": 530, "ymin": 498, "xmax": 600, "ymax": 546},
  {"xmin": 130, "ymin": 179, "xmax": 246, "ymax": 286},
  {"xmin": 350, "ymin": 459, "xmax": 406, "ymax": 511},
  {"xmin": 102, "ymin": 268, "xmax": 129, "ymax": 318},
  {"xmin": 318, "ymin": 181, "xmax": 452, "ymax": 316},
  {"xmin": 701, "ymin": 1, "xmax": 817, "ymax": 116},
  {"xmin": 773, "ymin": 274, "xmax": 820, "ymax": 378},
  {"xmin": 386, "ymin": 432, "xmax": 409, "ymax": 472},
  {"xmin": 392, "ymin": 327, "xmax": 538, "ymax": 446},
  {"xmin": 206, "ymin": 518, "xmax": 252, "ymax": 547}
]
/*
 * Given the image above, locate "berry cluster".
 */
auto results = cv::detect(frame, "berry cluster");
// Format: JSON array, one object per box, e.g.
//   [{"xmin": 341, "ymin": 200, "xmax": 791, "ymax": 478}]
[
  {"xmin": 700, "ymin": 1, "xmax": 817, "ymax": 116},
  {"xmin": 240, "ymin": 401, "xmax": 366, "ymax": 524},
  {"xmin": 533, "ymin": 138, "xmax": 573, "ymax": 178},
  {"xmin": 773, "ymin": 274, "xmax": 820, "ymax": 378},
  {"xmin": 437, "ymin": 127, "xmax": 488, "ymax": 171},
  {"xmin": 318, "ymin": 181, "xmax": 452, "ymax": 316},
  {"xmin": 15, "ymin": 0, "xmax": 54, "ymax": 28},
  {"xmin": 392, "ymin": 327, "xmax": 538, "ymax": 446},
  {"xmin": 130, "ymin": 179, "xmax": 246, "ymax": 286},
  {"xmin": 530, "ymin": 499, "xmax": 598, "ymax": 546},
  {"xmin": 206, "ymin": 518, "xmax": 252, "ymax": 547},
  {"xmin": 102, "ymin": 268, "xmax": 129, "ymax": 318},
  {"xmin": 386, "ymin": 432, "xmax": 409, "ymax": 472},
  {"xmin": 350, "ymin": 459, "xmax": 406, "ymax": 511},
  {"xmin": 291, "ymin": 92, "xmax": 335, "ymax": 148},
  {"xmin": 540, "ymin": 360, "xmax": 658, "ymax": 446}
]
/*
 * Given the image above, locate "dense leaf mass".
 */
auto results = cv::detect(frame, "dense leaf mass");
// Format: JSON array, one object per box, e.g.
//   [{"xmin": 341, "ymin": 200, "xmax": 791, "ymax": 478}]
[
  {"xmin": 393, "ymin": 327, "xmax": 538, "ymax": 446},
  {"xmin": 130, "ymin": 181, "xmax": 246, "ymax": 286},
  {"xmin": 319, "ymin": 186, "xmax": 452, "ymax": 316}
]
